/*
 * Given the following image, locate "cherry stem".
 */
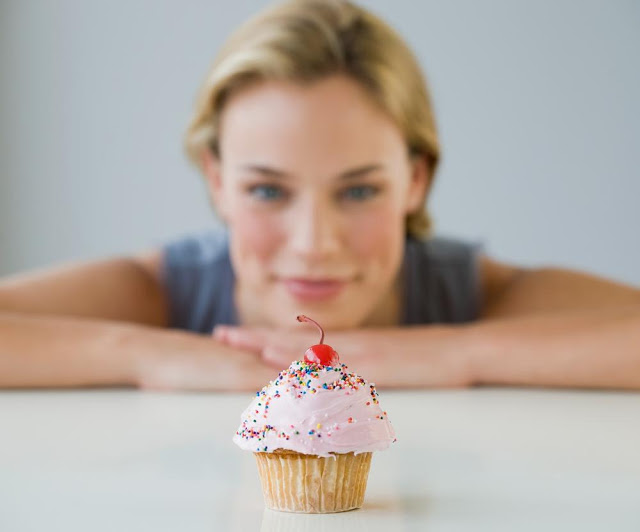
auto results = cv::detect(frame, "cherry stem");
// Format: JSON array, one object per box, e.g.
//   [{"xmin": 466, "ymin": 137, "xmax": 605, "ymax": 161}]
[{"xmin": 296, "ymin": 315, "xmax": 324, "ymax": 345}]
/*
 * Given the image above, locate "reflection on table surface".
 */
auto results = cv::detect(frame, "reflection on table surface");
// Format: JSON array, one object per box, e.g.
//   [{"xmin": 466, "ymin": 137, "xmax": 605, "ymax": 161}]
[{"xmin": 1, "ymin": 388, "xmax": 639, "ymax": 531}]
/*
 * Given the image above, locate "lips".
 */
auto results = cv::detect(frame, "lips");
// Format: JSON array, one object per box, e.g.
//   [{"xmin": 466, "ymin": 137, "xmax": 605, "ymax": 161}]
[{"xmin": 281, "ymin": 278, "xmax": 349, "ymax": 301}]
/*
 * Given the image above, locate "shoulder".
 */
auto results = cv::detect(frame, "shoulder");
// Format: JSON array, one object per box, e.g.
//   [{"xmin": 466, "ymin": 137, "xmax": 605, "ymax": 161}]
[
  {"xmin": 412, "ymin": 237, "xmax": 526, "ymax": 316},
  {"xmin": 407, "ymin": 235, "xmax": 483, "ymax": 268},
  {"xmin": 162, "ymin": 227, "xmax": 230, "ymax": 268},
  {"xmin": 477, "ymin": 256, "xmax": 527, "ymax": 317}
]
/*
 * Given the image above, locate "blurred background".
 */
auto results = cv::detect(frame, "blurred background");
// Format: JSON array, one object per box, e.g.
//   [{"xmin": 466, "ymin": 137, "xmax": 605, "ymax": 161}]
[{"xmin": 1, "ymin": 0, "xmax": 638, "ymax": 285}]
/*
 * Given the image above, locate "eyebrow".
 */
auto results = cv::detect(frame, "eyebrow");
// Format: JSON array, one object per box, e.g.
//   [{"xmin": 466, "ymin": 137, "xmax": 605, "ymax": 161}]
[{"xmin": 240, "ymin": 163, "xmax": 384, "ymax": 180}]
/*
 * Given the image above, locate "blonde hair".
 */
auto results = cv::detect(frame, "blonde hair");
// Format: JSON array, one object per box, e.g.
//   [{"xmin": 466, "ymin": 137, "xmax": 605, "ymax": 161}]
[{"xmin": 185, "ymin": 0, "xmax": 440, "ymax": 237}]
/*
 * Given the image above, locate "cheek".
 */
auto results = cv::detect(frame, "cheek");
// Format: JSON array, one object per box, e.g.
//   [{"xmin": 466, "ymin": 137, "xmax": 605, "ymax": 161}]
[
  {"xmin": 228, "ymin": 210, "xmax": 284, "ymax": 264},
  {"xmin": 346, "ymin": 204, "xmax": 405, "ymax": 260}
]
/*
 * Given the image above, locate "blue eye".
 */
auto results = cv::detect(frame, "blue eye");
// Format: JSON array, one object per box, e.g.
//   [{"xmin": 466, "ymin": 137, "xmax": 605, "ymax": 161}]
[
  {"xmin": 340, "ymin": 185, "xmax": 379, "ymax": 201},
  {"xmin": 248, "ymin": 184, "xmax": 286, "ymax": 201}
]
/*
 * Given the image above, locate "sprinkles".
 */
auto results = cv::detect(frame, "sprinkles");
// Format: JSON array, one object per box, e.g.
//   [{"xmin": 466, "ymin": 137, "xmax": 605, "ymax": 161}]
[{"xmin": 234, "ymin": 360, "xmax": 394, "ymax": 449}]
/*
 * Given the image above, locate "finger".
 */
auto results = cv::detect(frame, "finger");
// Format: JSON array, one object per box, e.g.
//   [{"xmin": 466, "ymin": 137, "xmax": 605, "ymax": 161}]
[
  {"xmin": 262, "ymin": 345, "xmax": 298, "ymax": 368},
  {"xmin": 212, "ymin": 325, "xmax": 228, "ymax": 340},
  {"xmin": 213, "ymin": 326, "xmax": 271, "ymax": 352}
]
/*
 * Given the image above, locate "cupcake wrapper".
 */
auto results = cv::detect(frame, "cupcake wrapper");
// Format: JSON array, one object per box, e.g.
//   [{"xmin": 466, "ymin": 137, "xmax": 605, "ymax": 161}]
[{"xmin": 254, "ymin": 450, "xmax": 372, "ymax": 513}]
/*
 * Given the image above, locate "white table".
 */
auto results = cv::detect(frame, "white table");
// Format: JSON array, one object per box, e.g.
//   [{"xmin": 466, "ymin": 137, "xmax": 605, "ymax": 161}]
[{"xmin": 1, "ymin": 388, "xmax": 639, "ymax": 531}]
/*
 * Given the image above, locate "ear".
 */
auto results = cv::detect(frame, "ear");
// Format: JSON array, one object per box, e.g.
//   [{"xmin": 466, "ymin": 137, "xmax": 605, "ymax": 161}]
[
  {"xmin": 200, "ymin": 149, "xmax": 228, "ymax": 220},
  {"xmin": 405, "ymin": 154, "xmax": 433, "ymax": 213}
]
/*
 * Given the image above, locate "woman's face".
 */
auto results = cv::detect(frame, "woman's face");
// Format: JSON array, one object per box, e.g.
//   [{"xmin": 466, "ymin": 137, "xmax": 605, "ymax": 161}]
[{"xmin": 205, "ymin": 76, "xmax": 428, "ymax": 329}]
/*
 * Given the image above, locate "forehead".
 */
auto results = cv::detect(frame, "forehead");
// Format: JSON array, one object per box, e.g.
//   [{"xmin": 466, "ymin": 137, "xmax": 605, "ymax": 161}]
[{"xmin": 218, "ymin": 76, "xmax": 407, "ymax": 172}]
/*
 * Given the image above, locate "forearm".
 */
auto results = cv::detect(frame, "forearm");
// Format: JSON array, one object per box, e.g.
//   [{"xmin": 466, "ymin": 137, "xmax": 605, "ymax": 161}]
[
  {"xmin": 466, "ymin": 305, "xmax": 640, "ymax": 390},
  {"xmin": 0, "ymin": 312, "xmax": 252, "ymax": 389},
  {"xmin": 0, "ymin": 312, "xmax": 138, "ymax": 387},
  {"xmin": 201, "ymin": 304, "xmax": 640, "ymax": 391}
]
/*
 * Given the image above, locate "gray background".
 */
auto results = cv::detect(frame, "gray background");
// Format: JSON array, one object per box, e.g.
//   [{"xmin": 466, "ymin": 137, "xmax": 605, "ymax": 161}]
[{"xmin": 1, "ymin": 0, "xmax": 638, "ymax": 285}]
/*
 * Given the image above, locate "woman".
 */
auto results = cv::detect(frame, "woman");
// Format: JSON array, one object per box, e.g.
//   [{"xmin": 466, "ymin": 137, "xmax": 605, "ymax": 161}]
[{"xmin": 1, "ymin": 0, "xmax": 638, "ymax": 391}]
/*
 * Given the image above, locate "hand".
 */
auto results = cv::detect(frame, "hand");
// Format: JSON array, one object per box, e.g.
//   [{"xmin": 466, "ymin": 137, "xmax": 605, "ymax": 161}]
[
  {"xmin": 213, "ymin": 324, "xmax": 474, "ymax": 389},
  {"xmin": 213, "ymin": 325, "xmax": 316, "ymax": 365},
  {"xmin": 128, "ymin": 328, "xmax": 278, "ymax": 392}
]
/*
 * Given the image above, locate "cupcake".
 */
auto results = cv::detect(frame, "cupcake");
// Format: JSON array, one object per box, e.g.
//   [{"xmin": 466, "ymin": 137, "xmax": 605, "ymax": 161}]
[{"xmin": 233, "ymin": 315, "xmax": 395, "ymax": 513}]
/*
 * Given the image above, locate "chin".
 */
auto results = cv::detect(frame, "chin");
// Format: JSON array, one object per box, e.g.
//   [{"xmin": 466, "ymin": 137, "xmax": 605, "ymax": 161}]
[{"xmin": 277, "ymin": 303, "xmax": 366, "ymax": 330}]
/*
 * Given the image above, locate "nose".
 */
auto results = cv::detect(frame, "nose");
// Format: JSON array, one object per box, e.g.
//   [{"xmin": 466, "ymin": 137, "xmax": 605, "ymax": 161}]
[{"xmin": 288, "ymin": 194, "xmax": 342, "ymax": 261}]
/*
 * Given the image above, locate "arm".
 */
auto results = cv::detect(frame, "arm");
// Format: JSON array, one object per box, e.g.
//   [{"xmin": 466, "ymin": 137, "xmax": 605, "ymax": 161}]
[
  {"xmin": 464, "ymin": 304, "xmax": 640, "ymax": 389},
  {"xmin": 0, "ymin": 313, "xmax": 275, "ymax": 390},
  {"xmin": 0, "ymin": 253, "xmax": 168, "ymax": 325},
  {"xmin": 479, "ymin": 258, "xmax": 640, "ymax": 318},
  {"xmin": 214, "ymin": 258, "xmax": 640, "ymax": 390},
  {"xmin": 464, "ymin": 258, "xmax": 640, "ymax": 389},
  {"xmin": 0, "ymin": 254, "xmax": 274, "ymax": 390}
]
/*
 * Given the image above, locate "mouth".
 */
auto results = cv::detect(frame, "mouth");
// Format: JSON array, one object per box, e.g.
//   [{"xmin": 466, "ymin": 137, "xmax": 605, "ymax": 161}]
[{"xmin": 279, "ymin": 277, "xmax": 351, "ymax": 301}]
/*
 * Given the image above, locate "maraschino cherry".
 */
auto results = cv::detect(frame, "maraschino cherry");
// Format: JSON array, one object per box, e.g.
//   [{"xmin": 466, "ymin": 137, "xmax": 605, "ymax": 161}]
[{"xmin": 297, "ymin": 315, "xmax": 340, "ymax": 366}]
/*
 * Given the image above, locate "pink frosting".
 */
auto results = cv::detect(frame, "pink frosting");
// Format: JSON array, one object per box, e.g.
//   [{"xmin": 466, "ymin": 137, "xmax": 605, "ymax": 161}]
[{"xmin": 233, "ymin": 360, "xmax": 396, "ymax": 457}]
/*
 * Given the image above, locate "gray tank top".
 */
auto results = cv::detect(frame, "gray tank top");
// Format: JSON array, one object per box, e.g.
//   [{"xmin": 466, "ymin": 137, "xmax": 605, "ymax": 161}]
[{"xmin": 161, "ymin": 228, "xmax": 483, "ymax": 333}]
